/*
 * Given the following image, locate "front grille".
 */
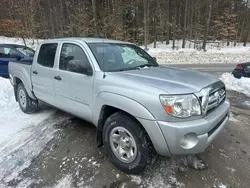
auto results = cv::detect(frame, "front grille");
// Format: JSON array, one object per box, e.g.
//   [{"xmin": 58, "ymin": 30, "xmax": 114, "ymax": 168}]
[
  {"xmin": 207, "ymin": 87, "xmax": 226, "ymax": 112},
  {"xmin": 198, "ymin": 81, "xmax": 226, "ymax": 116}
]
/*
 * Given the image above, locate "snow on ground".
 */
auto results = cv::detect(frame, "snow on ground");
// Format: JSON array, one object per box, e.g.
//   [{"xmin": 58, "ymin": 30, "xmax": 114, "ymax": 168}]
[
  {"xmin": 145, "ymin": 41, "xmax": 250, "ymax": 64},
  {"xmin": 53, "ymin": 174, "xmax": 73, "ymax": 188},
  {"xmin": 1, "ymin": 36, "xmax": 250, "ymax": 65},
  {"xmin": 130, "ymin": 155, "xmax": 206, "ymax": 188},
  {"xmin": 0, "ymin": 77, "xmax": 67, "ymax": 186},
  {"xmin": 0, "ymin": 36, "xmax": 42, "ymax": 50},
  {"xmin": 220, "ymin": 73, "xmax": 250, "ymax": 97}
]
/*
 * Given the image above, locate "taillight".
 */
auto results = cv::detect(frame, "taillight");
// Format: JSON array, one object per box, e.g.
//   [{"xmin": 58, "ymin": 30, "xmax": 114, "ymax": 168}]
[{"xmin": 236, "ymin": 65, "xmax": 243, "ymax": 70}]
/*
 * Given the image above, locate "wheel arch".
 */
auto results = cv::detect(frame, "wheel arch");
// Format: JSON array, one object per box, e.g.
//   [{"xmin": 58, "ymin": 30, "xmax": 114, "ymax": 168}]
[
  {"xmin": 12, "ymin": 74, "xmax": 36, "ymax": 100},
  {"xmin": 94, "ymin": 92, "xmax": 155, "ymax": 147}
]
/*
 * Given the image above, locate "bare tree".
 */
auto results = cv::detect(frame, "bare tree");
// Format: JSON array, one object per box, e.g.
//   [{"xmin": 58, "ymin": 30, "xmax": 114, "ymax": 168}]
[
  {"xmin": 144, "ymin": 0, "xmax": 149, "ymax": 49},
  {"xmin": 202, "ymin": 0, "xmax": 213, "ymax": 50},
  {"xmin": 182, "ymin": 0, "xmax": 188, "ymax": 48},
  {"xmin": 91, "ymin": 0, "xmax": 98, "ymax": 37}
]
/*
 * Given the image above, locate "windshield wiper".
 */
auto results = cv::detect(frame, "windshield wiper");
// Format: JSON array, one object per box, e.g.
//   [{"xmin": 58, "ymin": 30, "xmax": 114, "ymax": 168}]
[
  {"xmin": 134, "ymin": 64, "xmax": 157, "ymax": 69},
  {"xmin": 110, "ymin": 64, "xmax": 158, "ymax": 72}
]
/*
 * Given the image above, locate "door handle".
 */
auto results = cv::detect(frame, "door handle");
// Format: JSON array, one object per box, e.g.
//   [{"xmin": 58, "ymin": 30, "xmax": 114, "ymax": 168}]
[
  {"xmin": 32, "ymin": 70, "xmax": 38, "ymax": 75},
  {"xmin": 54, "ymin": 76, "xmax": 62, "ymax": 81}
]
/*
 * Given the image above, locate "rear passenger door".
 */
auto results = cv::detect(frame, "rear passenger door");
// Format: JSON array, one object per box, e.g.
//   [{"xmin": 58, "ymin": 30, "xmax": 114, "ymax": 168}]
[
  {"xmin": 31, "ymin": 43, "xmax": 58, "ymax": 104},
  {"xmin": 54, "ymin": 43, "xmax": 94, "ymax": 122}
]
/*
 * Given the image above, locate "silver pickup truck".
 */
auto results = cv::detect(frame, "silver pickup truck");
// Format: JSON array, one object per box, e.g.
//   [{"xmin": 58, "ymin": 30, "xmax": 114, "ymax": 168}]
[{"xmin": 9, "ymin": 38, "xmax": 230, "ymax": 174}]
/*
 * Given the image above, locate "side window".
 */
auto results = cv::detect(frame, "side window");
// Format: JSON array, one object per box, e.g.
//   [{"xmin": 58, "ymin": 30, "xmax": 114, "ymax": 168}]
[
  {"xmin": 37, "ymin": 43, "xmax": 58, "ymax": 68},
  {"xmin": 0, "ymin": 47, "xmax": 19, "ymax": 58},
  {"xmin": 59, "ymin": 43, "xmax": 92, "ymax": 74}
]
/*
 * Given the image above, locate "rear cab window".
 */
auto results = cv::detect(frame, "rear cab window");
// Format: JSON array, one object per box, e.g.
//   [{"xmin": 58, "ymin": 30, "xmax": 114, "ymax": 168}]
[{"xmin": 37, "ymin": 43, "xmax": 58, "ymax": 68}]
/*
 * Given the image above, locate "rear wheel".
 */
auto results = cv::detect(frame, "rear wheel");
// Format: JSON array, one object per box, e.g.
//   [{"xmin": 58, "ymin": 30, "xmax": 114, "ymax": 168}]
[
  {"xmin": 103, "ymin": 112, "xmax": 152, "ymax": 174},
  {"xmin": 17, "ymin": 83, "xmax": 38, "ymax": 114},
  {"xmin": 232, "ymin": 72, "xmax": 242, "ymax": 79}
]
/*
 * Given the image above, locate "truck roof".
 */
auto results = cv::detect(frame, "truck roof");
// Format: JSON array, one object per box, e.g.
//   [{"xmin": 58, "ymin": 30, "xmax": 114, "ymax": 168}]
[
  {"xmin": 0, "ymin": 44, "xmax": 28, "ymax": 48},
  {"xmin": 42, "ymin": 37, "xmax": 131, "ymax": 44}
]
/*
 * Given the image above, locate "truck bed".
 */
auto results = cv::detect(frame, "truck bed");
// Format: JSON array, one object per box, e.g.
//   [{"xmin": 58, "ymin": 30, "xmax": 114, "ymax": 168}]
[{"xmin": 8, "ymin": 60, "xmax": 33, "ymax": 97}]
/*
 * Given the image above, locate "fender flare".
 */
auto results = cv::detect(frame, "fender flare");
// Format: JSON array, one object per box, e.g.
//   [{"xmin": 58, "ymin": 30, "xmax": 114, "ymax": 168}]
[
  {"xmin": 12, "ymin": 69, "xmax": 36, "ymax": 100},
  {"xmin": 93, "ymin": 92, "xmax": 155, "ymax": 126}
]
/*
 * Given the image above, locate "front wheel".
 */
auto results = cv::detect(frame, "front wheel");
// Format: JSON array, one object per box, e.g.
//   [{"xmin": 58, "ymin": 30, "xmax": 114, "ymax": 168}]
[
  {"xmin": 103, "ymin": 112, "xmax": 151, "ymax": 174},
  {"xmin": 17, "ymin": 83, "xmax": 38, "ymax": 114}
]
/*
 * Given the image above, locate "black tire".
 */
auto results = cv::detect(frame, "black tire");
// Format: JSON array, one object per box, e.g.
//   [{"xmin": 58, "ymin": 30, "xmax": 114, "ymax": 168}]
[
  {"xmin": 17, "ymin": 83, "xmax": 38, "ymax": 114},
  {"xmin": 232, "ymin": 72, "xmax": 242, "ymax": 79},
  {"xmin": 103, "ymin": 112, "xmax": 151, "ymax": 174}
]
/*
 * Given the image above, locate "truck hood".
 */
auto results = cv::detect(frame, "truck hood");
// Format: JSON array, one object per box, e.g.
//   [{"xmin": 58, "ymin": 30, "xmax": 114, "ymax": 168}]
[{"xmin": 114, "ymin": 66, "xmax": 219, "ymax": 94}]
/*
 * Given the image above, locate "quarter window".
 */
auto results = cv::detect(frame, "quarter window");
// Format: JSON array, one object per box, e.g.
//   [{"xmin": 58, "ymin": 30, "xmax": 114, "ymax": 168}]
[
  {"xmin": 59, "ymin": 43, "xmax": 92, "ymax": 74},
  {"xmin": 37, "ymin": 43, "xmax": 58, "ymax": 68}
]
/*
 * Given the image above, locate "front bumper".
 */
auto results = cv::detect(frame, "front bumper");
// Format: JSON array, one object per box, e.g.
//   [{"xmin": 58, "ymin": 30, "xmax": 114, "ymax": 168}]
[
  {"xmin": 138, "ymin": 99, "xmax": 230, "ymax": 156},
  {"xmin": 158, "ymin": 99, "xmax": 230, "ymax": 156}
]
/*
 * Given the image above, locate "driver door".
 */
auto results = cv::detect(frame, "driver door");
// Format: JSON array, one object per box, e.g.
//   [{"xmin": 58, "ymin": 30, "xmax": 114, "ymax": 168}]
[{"xmin": 54, "ymin": 43, "xmax": 94, "ymax": 122}]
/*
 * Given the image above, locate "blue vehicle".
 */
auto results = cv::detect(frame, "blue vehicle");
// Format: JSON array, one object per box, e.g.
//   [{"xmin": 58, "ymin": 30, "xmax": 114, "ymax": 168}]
[{"xmin": 0, "ymin": 44, "xmax": 35, "ymax": 78}]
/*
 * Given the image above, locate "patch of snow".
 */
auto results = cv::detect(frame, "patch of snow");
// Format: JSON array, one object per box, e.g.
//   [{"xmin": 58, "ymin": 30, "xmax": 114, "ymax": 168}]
[
  {"xmin": 220, "ymin": 73, "xmax": 250, "ymax": 97},
  {"xmin": 225, "ymin": 167, "xmax": 236, "ymax": 173},
  {"xmin": 229, "ymin": 113, "xmax": 240, "ymax": 123},
  {"xmin": 121, "ymin": 183, "xmax": 126, "ymax": 188},
  {"xmin": 91, "ymin": 161, "xmax": 100, "ymax": 168},
  {"xmin": 144, "ymin": 41, "xmax": 250, "ymax": 65},
  {"xmin": 0, "ymin": 77, "xmax": 69, "ymax": 185},
  {"xmin": 15, "ymin": 178, "xmax": 35, "ymax": 188},
  {"xmin": 220, "ymin": 153, "xmax": 229, "ymax": 158},
  {"xmin": 0, "ymin": 36, "xmax": 42, "ymax": 50},
  {"xmin": 146, "ymin": 40, "xmax": 250, "ymax": 54},
  {"xmin": 130, "ymin": 175, "xmax": 142, "ymax": 185},
  {"xmin": 54, "ymin": 174, "xmax": 73, "ymax": 188},
  {"xmin": 130, "ymin": 155, "xmax": 207, "ymax": 187},
  {"xmin": 245, "ymin": 101, "xmax": 250, "ymax": 106},
  {"xmin": 219, "ymin": 183, "xmax": 227, "ymax": 188}
]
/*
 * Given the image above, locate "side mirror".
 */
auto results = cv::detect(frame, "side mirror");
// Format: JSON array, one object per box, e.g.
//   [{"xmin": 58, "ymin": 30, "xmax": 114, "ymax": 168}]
[
  {"xmin": 67, "ymin": 60, "xmax": 93, "ymax": 76},
  {"xmin": 152, "ymin": 57, "xmax": 157, "ymax": 61}
]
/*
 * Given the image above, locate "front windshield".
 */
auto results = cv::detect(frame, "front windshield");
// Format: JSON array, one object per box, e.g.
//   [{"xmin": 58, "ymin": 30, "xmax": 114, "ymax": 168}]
[
  {"xmin": 16, "ymin": 46, "xmax": 35, "ymax": 57},
  {"xmin": 88, "ymin": 43, "xmax": 158, "ymax": 72}
]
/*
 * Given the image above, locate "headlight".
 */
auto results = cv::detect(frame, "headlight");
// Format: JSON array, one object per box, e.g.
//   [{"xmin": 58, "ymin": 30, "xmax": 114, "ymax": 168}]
[{"xmin": 160, "ymin": 94, "xmax": 201, "ymax": 118}]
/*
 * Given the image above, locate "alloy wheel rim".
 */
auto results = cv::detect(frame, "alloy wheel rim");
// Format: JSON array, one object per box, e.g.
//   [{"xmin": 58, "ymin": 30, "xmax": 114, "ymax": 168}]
[
  {"xmin": 109, "ymin": 127, "xmax": 137, "ymax": 163},
  {"xmin": 19, "ymin": 89, "xmax": 27, "ymax": 108}
]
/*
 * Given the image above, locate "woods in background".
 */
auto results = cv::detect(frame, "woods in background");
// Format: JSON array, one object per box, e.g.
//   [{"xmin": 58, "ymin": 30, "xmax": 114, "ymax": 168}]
[{"xmin": 0, "ymin": 0, "xmax": 250, "ymax": 50}]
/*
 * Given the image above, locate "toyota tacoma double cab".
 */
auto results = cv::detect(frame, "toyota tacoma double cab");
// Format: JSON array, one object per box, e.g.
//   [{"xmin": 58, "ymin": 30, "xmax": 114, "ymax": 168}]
[{"xmin": 8, "ymin": 38, "xmax": 230, "ymax": 174}]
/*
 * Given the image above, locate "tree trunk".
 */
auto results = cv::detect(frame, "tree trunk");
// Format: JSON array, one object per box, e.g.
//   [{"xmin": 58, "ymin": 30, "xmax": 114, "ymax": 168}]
[
  {"xmin": 91, "ymin": 0, "xmax": 98, "ymax": 37},
  {"xmin": 144, "ymin": 0, "xmax": 149, "ymax": 50},
  {"xmin": 47, "ymin": 0, "xmax": 55, "ymax": 38},
  {"xmin": 172, "ymin": 2, "xmax": 177, "ymax": 49},
  {"xmin": 243, "ymin": 18, "xmax": 250, "ymax": 46},
  {"xmin": 22, "ymin": 36, "xmax": 27, "ymax": 47},
  {"xmin": 165, "ymin": 0, "xmax": 170, "ymax": 45},
  {"xmin": 202, "ymin": 0, "xmax": 213, "ymax": 51},
  {"xmin": 182, "ymin": 0, "xmax": 188, "ymax": 48},
  {"xmin": 153, "ymin": 16, "xmax": 157, "ymax": 48},
  {"xmin": 189, "ymin": 0, "xmax": 194, "ymax": 48}
]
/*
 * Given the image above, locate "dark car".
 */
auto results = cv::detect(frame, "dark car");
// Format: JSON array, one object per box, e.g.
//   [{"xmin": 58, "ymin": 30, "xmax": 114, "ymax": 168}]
[
  {"xmin": 0, "ymin": 44, "xmax": 35, "ymax": 78},
  {"xmin": 232, "ymin": 62, "xmax": 250, "ymax": 79}
]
